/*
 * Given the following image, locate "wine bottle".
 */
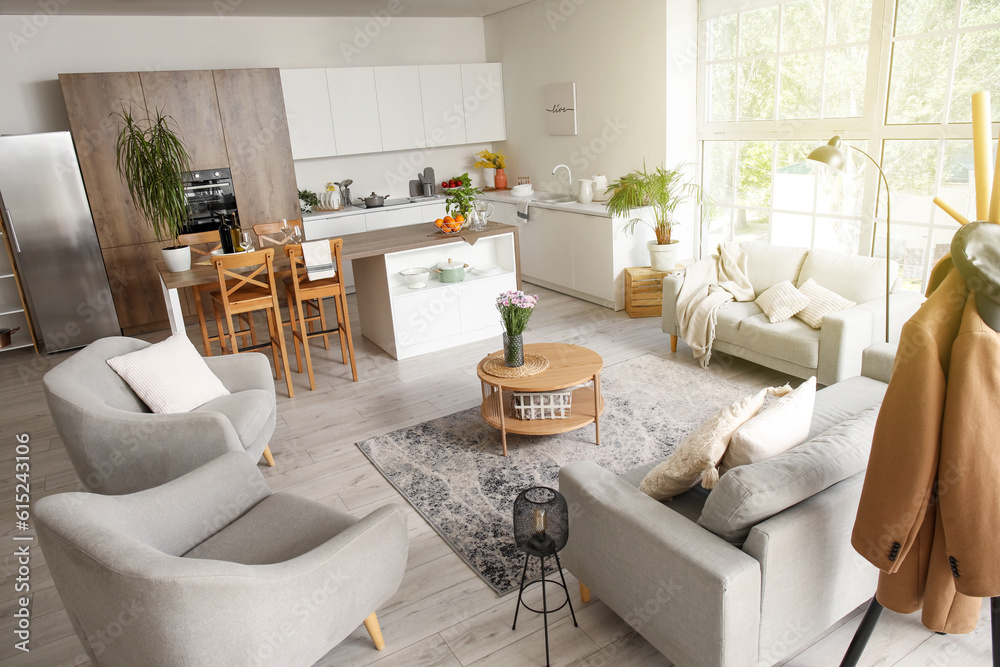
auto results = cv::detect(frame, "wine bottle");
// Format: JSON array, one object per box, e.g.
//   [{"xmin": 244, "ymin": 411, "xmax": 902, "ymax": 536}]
[{"xmin": 218, "ymin": 213, "xmax": 236, "ymax": 254}]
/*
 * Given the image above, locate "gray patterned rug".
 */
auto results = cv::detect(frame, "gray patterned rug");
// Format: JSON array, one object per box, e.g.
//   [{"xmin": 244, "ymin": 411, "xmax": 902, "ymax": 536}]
[{"xmin": 356, "ymin": 353, "xmax": 747, "ymax": 595}]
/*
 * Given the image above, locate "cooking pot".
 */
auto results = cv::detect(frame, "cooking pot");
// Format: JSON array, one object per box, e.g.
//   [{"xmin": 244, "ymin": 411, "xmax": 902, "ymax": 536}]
[
  {"xmin": 0, "ymin": 327, "xmax": 19, "ymax": 348},
  {"xmin": 358, "ymin": 192, "xmax": 389, "ymax": 208},
  {"xmin": 433, "ymin": 258, "xmax": 469, "ymax": 283}
]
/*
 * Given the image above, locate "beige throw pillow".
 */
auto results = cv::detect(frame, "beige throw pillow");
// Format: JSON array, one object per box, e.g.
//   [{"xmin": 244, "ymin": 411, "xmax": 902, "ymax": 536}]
[
  {"xmin": 755, "ymin": 280, "xmax": 809, "ymax": 323},
  {"xmin": 722, "ymin": 377, "xmax": 817, "ymax": 472},
  {"xmin": 639, "ymin": 389, "xmax": 768, "ymax": 500},
  {"xmin": 795, "ymin": 278, "xmax": 856, "ymax": 328},
  {"xmin": 107, "ymin": 334, "xmax": 230, "ymax": 414}
]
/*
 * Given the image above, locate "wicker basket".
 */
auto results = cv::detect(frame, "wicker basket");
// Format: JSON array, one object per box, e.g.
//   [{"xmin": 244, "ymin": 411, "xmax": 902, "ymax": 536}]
[{"xmin": 512, "ymin": 390, "xmax": 572, "ymax": 420}]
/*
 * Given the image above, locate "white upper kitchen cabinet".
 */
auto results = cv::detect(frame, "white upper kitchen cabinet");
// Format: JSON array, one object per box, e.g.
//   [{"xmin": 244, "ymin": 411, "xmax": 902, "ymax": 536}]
[
  {"xmin": 279, "ymin": 68, "xmax": 337, "ymax": 160},
  {"xmin": 374, "ymin": 66, "xmax": 426, "ymax": 152},
  {"xmin": 326, "ymin": 67, "xmax": 383, "ymax": 155},
  {"xmin": 418, "ymin": 65, "xmax": 467, "ymax": 147},
  {"xmin": 461, "ymin": 63, "xmax": 506, "ymax": 143}
]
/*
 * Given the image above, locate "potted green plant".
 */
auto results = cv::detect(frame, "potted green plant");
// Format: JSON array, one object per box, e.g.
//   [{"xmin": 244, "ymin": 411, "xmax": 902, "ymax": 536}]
[
  {"xmin": 605, "ymin": 162, "xmax": 714, "ymax": 271},
  {"xmin": 114, "ymin": 106, "xmax": 192, "ymax": 272},
  {"xmin": 444, "ymin": 172, "xmax": 481, "ymax": 221}
]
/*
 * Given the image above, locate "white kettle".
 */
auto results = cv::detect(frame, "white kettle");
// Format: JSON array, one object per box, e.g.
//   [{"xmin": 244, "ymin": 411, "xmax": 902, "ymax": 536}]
[{"xmin": 578, "ymin": 178, "xmax": 595, "ymax": 204}]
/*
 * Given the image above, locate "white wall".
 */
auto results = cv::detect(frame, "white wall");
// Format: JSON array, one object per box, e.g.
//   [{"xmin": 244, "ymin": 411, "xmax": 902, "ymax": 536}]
[
  {"xmin": 0, "ymin": 14, "xmax": 492, "ymax": 197},
  {"xmin": 484, "ymin": 0, "xmax": 700, "ymax": 257}
]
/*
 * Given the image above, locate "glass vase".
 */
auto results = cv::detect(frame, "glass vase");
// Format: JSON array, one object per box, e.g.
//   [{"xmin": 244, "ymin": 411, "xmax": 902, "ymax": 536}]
[{"xmin": 503, "ymin": 332, "xmax": 524, "ymax": 367}]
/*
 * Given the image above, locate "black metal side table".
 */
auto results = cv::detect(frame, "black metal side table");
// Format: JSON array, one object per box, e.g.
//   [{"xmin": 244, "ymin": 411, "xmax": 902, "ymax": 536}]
[{"xmin": 511, "ymin": 486, "xmax": 578, "ymax": 667}]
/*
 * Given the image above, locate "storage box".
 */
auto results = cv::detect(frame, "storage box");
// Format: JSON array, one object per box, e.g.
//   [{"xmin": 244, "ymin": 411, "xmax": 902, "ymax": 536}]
[
  {"xmin": 512, "ymin": 390, "xmax": 572, "ymax": 420},
  {"xmin": 624, "ymin": 266, "xmax": 677, "ymax": 318}
]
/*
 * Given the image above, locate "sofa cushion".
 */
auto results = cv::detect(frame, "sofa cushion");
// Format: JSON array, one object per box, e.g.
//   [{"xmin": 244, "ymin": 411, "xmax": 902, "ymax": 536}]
[
  {"xmin": 755, "ymin": 281, "xmax": 810, "ymax": 323},
  {"xmin": 106, "ymin": 334, "xmax": 230, "ymax": 414},
  {"xmin": 194, "ymin": 388, "xmax": 274, "ymax": 450},
  {"xmin": 639, "ymin": 389, "xmax": 768, "ymax": 500},
  {"xmin": 715, "ymin": 301, "xmax": 762, "ymax": 341},
  {"xmin": 738, "ymin": 314, "xmax": 821, "ymax": 369},
  {"xmin": 723, "ymin": 377, "xmax": 816, "ymax": 472},
  {"xmin": 808, "ymin": 375, "xmax": 887, "ymax": 440},
  {"xmin": 621, "ymin": 462, "xmax": 711, "ymax": 523},
  {"xmin": 796, "ymin": 249, "xmax": 898, "ymax": 305},
  {"xmin": 697, "ymin": 405, "xmax": 879, "ymax": 545},
  {"xmin": 183, "ymin": 492, "xmax": 355, "ymax": 564},
  {"xmin": 741, "ymin": 242, "xmax": 809, "ymax": 296},
  {"xmin": 796, "ymin": 278, "xmax": 856, "ymax": 328}
]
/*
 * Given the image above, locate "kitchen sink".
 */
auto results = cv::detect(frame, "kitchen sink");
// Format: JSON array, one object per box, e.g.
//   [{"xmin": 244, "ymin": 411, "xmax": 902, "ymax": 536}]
[{"xmin": 533, "ymin": 193, "xmax": 577, "ymax": 204}]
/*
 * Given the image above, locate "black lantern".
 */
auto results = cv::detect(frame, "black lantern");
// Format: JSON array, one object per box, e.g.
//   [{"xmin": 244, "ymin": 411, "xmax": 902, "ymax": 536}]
[{"xmin": 511, "ymin": 486, "xmax": 577, "ymax": 667}]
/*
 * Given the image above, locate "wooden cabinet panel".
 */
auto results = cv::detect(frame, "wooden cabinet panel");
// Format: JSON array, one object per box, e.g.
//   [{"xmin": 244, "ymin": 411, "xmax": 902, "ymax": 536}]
[
  {"xmin": 139, "ymin": 70, "xmax": 228, "ymax": 171},
  {"xmin": 59, "ymin": 72, "xmax": 154, "ymax": 248},
  {"xmin": 101, "ymin": 241, "xmax": 196, "ymax": 332},
  {"xmin": 213, "ymin": 68, "xmax": 299, "ymax": 230},
  {"xmin": 280, "ymin": 68, "xmax": 338, "ymax": 159}
]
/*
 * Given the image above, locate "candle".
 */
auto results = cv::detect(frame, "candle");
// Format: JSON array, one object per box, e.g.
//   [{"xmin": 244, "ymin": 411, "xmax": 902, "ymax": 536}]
[{"xmin": 534, "ymin": 508, "xmax": 547, "ymax": 534}]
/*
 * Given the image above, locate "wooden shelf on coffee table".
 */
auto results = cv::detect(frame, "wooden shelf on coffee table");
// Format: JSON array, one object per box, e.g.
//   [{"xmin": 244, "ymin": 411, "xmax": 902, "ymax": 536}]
[{"xmin": 476, "ymin": 343, "xmax": 604, "ymax": 456}]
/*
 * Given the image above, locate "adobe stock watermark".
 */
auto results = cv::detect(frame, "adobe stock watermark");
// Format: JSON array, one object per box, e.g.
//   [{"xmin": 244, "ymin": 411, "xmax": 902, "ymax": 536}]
[
  {"xmin": 535, "ymin": 117, "xmax": 629, "ymax": 195},
  {"xmin": 546, "ymin": 0, "xmax": 587, "ymax": 31},
  {"xmin": 339, "ymin": 0, "xmax": 415, "ymax": 63},
  {"xmin": 7, "ymin": 0, "xmax": 71, "ymax": 54}
]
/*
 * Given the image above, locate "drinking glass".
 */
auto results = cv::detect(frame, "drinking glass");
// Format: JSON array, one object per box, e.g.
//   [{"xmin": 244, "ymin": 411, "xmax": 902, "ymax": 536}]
[{"xmin": 240, "ymin": 231, "xmax": 255, "ymax": 252}]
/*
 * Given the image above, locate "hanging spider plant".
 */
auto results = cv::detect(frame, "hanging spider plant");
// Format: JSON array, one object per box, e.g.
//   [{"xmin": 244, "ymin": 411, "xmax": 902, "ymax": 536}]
[{"xmin": 113, "ymin": 105, "xmax": 190, "ymax": 246}]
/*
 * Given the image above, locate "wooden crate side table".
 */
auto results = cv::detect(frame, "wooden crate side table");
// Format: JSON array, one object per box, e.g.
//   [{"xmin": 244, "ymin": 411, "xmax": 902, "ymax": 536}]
[{"xmin": 625, "ymin": 266, "xmax": 676, "ymax": 318}]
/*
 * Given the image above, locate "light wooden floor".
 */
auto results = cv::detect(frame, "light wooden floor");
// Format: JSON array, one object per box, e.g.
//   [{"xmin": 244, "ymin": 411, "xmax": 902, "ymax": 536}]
[{"xmin": 0, "ymin": 284, "xmax": 993, "ymax": 666}]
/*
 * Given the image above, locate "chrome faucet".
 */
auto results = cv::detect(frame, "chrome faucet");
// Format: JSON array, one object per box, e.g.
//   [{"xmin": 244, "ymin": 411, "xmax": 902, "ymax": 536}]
[{"xmin": 552, "ymin": 164, "xmax": 572, "ymax": 193}]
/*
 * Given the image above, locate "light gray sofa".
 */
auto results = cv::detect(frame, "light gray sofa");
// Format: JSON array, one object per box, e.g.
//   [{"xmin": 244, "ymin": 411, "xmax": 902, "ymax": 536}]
[
  {"xmin": 662, "ymin": 243, "xmax": 923, "ymax": 385},
  {"xmin": 43, "ymin": 336, "xmax": 277, "ymax": 495},
  {"xmin": 36, "ymin": 451, "xmax": 409, "ymax": 667},
  {"xmin": 559, "ymin": 345, "xmax": 895, "ymax": 667}
]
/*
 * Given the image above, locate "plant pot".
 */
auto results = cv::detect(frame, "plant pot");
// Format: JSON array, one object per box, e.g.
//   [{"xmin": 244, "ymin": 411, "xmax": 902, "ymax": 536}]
[
  {"xmin": 494, "ymin": 168, "xmax": 508, "ymax": 190},
  {"xmin": 647, "ymin": 240, "xmax": 679, "ymax": 272},
  {"xmin": 162, "ymin": 245, "xmax": 192, "ymax": 272},
  {"xmin": 0, "ymin": 327, "xmax": 20, "ymax": 348}
]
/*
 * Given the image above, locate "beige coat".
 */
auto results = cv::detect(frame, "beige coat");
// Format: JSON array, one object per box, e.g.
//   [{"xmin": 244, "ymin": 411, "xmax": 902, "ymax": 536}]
[{"xmin": 852, "ymin": 268, "xmax": 985, "ymax": 633}]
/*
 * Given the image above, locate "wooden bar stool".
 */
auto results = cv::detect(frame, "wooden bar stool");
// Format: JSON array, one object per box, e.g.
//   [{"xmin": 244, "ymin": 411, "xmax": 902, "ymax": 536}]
[
  {"xmin": 210, "ymin": 248, "xmax": 295, "ymax": 399},
  {"xmin": 177, "ymin": 230, "xmax": 257, "ymax": 356},
  {"xmin": 283, "ymin": 239, "xmax": 358, "ymax": 390}
]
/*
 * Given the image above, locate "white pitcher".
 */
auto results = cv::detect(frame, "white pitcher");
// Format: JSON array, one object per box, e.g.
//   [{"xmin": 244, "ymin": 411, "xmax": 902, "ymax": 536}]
[{"xmin": 578, "ymin": 178, "xmax": 595, "ymax": 204}]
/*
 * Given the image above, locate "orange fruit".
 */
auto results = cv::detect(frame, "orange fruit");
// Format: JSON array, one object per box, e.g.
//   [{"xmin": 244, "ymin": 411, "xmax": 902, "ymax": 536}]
[
  {"xmin": 443, "ymin": 215, "xmax": 454, "ymax": 224},
  {"xmin": 435, "ymin": 218, "xmax": 444, "ymax": 228},
  {"xmin": 455, "ymin": 214, "xmax": 465, "ymax": 223}
]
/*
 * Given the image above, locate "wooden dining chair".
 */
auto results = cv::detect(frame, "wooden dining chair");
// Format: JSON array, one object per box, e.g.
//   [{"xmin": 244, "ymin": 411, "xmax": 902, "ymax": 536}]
[
  {"xmin": 253, "ymin": 220, "xmax": 326, "ymax": 338},
  {"xmin": 283, "ymin": 239, "xmax": 358, "ymax": 390},
  {"xmin": 210, "ymin": 248, "xmax": 295, "ymax": 399},
  {"xmin": 177, "ymin": 230, "xmax": 257, "ymax": 356}
]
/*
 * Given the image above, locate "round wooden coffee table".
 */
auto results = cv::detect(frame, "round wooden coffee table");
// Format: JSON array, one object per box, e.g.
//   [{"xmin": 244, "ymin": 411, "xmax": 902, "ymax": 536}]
[{"xmin": 476, "ymin": 343, "xmax": 604, "ymax": 456}]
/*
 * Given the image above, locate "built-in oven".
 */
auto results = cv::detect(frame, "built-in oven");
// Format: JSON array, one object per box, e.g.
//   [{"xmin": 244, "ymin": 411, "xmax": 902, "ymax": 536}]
[{"xmin": 181, "ymin": 167, "xmax": 239, "ymax": 234}]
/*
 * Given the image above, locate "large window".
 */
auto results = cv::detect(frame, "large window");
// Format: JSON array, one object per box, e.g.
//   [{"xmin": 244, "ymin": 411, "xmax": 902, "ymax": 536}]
[{"xmin": 698, "ymin": 0, "xmax": 1000, "ymax": 291}]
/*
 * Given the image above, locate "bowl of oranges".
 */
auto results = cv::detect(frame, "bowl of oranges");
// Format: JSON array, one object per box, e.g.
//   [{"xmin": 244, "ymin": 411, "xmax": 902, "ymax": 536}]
[{"xmin": 434, "ymin": 214, "xmax": 466, "ymax": 235}]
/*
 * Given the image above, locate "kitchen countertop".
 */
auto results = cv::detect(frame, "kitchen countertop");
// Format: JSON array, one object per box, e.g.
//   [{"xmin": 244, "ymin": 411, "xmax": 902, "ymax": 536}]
[
  {"xmin": 302, "ymin": 195, "xmax": 447, "ymax": 220},
  {"xmin": 476, "ymin": 190, "xmax": 615, "ymax": 218}
]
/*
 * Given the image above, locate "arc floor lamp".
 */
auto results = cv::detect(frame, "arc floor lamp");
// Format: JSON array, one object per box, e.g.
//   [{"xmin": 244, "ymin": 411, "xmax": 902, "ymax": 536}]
[{"xmin": 807, "ymin": 136, "xmax": 892, "ymax": 343}]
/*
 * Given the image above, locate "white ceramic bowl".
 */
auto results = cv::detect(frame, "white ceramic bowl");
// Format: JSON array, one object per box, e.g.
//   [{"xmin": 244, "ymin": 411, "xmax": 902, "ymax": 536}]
[{"xmin": 400, "ymin": 267, "xmax": 430, "ymax": 289}]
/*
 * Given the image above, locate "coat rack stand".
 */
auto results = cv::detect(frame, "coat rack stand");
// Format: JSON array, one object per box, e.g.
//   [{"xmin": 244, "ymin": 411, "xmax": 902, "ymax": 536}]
[{"xmin": 840, "ymin": 597, "xmax": 1000, "ymax": 666}]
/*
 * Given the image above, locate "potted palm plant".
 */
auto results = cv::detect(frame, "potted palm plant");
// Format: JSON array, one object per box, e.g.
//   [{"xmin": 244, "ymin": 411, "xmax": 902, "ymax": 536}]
[
  {"xmin": 606, "ymin": 162, "xmax": 714, "ymax": 271},
  {"xmin": 114, "ymin": 106, "xmax": 192, "ymax": 272}
]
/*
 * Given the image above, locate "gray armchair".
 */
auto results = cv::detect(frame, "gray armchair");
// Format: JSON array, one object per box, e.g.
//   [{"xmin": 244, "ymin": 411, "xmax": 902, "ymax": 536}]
[
  {"xmin": 36, "ymin": 451, "xmax": 409, "ymax": 667},
  {"xmin": 43, "ymin": 336, "xmax": 277, "ymax": 495}
]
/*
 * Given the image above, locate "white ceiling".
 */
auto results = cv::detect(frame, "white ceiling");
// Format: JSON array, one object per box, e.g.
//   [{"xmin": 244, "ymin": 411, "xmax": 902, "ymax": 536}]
[{"xmin": 0, "ymin": 0, "xmax": 535, "ymax": 17}]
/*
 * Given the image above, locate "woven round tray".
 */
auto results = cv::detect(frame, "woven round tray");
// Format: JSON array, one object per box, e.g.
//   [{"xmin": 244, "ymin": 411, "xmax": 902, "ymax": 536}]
[{"xmin": 483, "ymin": 352, "xmax": 549, "ymax": 378}]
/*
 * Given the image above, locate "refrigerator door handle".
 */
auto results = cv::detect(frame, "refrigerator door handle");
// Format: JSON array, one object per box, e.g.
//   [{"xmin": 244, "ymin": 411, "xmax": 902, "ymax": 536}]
[{"xmin": 4, "ymin": 209, "xmax": 20, "ymax": 252}]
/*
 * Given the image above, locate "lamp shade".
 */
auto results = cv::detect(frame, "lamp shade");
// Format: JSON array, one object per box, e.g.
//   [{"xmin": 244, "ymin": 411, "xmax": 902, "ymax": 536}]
[
  {"xmin": 808, "ymin": 136, "xmax": 846, "ymax": 171},
  {"xmin": 512, "ymin": 486, "xmax": 568, "ymax": 557}
]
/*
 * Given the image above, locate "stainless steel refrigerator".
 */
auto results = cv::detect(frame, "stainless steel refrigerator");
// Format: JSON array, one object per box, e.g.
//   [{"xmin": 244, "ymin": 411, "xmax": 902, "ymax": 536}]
[{"xmin": 0, "ymin": 132, "xmax": 120, "ymax": 352}]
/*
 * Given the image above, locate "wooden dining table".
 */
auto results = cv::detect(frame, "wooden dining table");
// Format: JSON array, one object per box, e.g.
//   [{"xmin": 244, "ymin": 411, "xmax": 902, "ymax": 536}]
[{"xmin": 156, "ymin": 220, "xmax": 521, "ymax": 337}]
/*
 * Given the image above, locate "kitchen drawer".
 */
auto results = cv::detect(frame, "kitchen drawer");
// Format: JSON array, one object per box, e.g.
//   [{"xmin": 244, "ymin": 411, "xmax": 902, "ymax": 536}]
[
  {"xmin": 381, "ymin": 207, "xmax": 421, "ymax": 229},
  {"xmin": 303, "ymin": 214, "xmax": 367, "ymax": 240},
  {"xmin": 420, "ymin": 202, "xmax": 448, "ymax": 222}
]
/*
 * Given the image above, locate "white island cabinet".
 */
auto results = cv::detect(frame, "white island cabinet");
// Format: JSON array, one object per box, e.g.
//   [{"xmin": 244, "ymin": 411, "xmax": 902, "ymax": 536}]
[{"xmin": 352, "ymin": 231, "xmax": 518, "ymax": 360}]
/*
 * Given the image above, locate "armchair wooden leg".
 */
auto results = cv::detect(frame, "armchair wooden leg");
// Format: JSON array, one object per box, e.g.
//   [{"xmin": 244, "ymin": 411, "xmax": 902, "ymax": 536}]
[
  {"xmin": 670, "ymin": 335, "xmax": 677, "ymax": 353},
  {"xmin": 261, "ymin": 445, "xmax": 275, "ymax": 467},
  {"xmin": 579, "ymin": 582, "xmax": 591, "ymax": 603},
  {"xmin": 363, "ymin": 612, "xmax": 385, "ymax": 651}
]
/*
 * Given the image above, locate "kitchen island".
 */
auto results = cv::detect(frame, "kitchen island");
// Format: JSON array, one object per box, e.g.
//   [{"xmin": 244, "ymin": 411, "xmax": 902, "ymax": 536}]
[{"xmin": 157, "ymin": 221, "xmax": 520, "ymax": 361}]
